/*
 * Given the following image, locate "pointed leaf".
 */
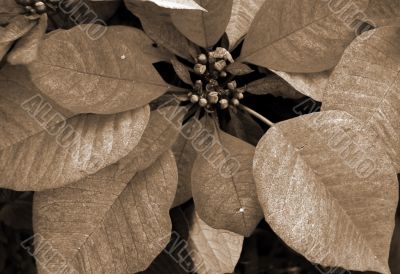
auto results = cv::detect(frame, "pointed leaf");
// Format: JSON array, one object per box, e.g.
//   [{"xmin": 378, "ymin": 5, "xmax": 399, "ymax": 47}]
[
  {"xmin": 322, "ymin": 27, "xmax": 400, "ymax": 172},
  {"xmin": 7, "ymin": 14, "xmax": 47, "ymax": 65},
  {"xmin": 0, "ymin": 0, "xmax": 24, "ymax": 25},
  {"xmin": 0, "ymin": 15, "xmax": 36, "ymax": 43},
  {"xmin": 27, "ymin": 25, "xmax": 169, "ymax": 114},
  {"xmin": 33, "ymin": 150, "xmax": 178, "ymax": 274},
  {"xmin": 253, "ymin": 111, "xmax": 398, "ymax": 274},
  {"xmin": 247, "ymin": 74, "xmax": 304, "ymax": 99},
  {"xmin": 225, "ymin": 0, "xmax": 265, "ymax": 50},
  {"xmin": 226, "ymin": 62, "xmax": 254, "ymax": 76},
  {"xmin": 240, "ymin": 0, "xmax": 369, "ymax": 73},
  {"xmin": 126, "ymin": 1, "xmax": 197, "ymax": 61},
  {"xmin": 171, "ymin": 0, "xmax": 233, "ymax": 48},
  {"xmin": 171, "ymin": 57, "xmax": 193, "ymax": 85},
  {"xmin": 272, "ymin": 69, "xmax": 332, "ymax": 102},
  {"xmin": 0, "ymin": 66, "xmax": 150, "ymax": 191},
  {"xmin": 172, "ymin": 118, "xmax": 200, "ymax": 207},
  {"xmin": 174, "ymin": 205, "xmax": 244, "ymax": 274},
  {"xmin": 137, "ymin": 0, "xmax": 206, "ymax": 10},
  {"xmin": 120, "ymin": 106, "xmax": 183, "ymax": 173},
  {"xmin": 192, "ymin": 118, "xmax": 263, "ymax": 236}
]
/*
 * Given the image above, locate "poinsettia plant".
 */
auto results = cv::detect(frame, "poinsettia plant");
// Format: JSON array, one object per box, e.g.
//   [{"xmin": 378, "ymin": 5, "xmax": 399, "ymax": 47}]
[{"xmin": 0, "ymin": 0, "xmax": 399, "ymax": 273}]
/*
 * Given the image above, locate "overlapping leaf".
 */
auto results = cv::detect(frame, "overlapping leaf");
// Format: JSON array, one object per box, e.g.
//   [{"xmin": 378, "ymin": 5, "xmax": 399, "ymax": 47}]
[
  {"xmin": 364, "ymin": 0, "xmax": 400, "ymax": 27},
  {"xmin": 174, "ymin": 205, "xmax": 243, "ymax": 274},
  {"xmin": 120, "ymin": 106, "xmax": 184, "ymax": 173},
  {"xmin": 27, "ymin": 25, "xmax": 170, "ymax": 114},
  {"xmin": 0, "ymin": 65, "xmax": 150, "ymax": 191},
  {"xmin": 33, "ymin": 150, "xmax": 178, "ymax": 274},
  {"xmin": 171, "ymin": 0, "xmax": 233, "ymax": 48},
  {"xmin": 240, "ymin": 0, "xmax": 368, "ymax": 73},
  {"xmin": 136, "ymin": 0, "xmax": 206, "ymax": 10},
  {"xmin": 322, "ymin": 26, "xmax": 400, "ymax": 171},
  {"xmin": 246, "ymin": 74, "xmax": 304, "ymax": 99},
  {"xmin": 225, "ymin": 0, "xmax": 265, "ymax": 50},
  {"xmin": 126, "ymin": 1, "xmax": 197, "ymax": 61},
  {"xmin": 172, "ymin": 118, "xmax": 199, "ymax": 207},
  {"xmin": 7, "ymin": 14, "xmax": 47, "ymax": 65},
  {"xmin": 0, "ymin": 0, "xmax": 24, "ymax": 25},
  {"xmin": 253, "ymin": 111, "xmax": 398, "ymax": 274},
  {"xmin": 271, "ymin": 69, "xmax": 332, "ymax": 102},
  {"xmin": 191, "ymin": 117, "xmax": 263, "ymax": 236}
]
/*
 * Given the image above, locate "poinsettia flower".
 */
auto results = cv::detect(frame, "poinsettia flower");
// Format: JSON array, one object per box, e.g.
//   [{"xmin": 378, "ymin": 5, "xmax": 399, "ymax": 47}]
[{"xmin": 0, "ymin": 0, "xmax": 399, "ymax": 273}]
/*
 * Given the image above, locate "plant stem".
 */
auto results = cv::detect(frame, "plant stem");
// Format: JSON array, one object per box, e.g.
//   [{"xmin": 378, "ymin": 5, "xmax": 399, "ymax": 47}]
[{"xmin": 239, "ymin": 105, "xmax": 275, "ymax": 127}]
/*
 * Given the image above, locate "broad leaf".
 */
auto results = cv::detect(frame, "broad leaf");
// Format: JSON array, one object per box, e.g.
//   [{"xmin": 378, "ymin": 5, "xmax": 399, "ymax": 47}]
[
  {"xmin": 225, "ymin": 0, "xmax": 265, "ymax": 50},
  {"xmin": 27, "ymin": 25, "xmax": 170, "ymax": 114},
  {"xmin": 322, "ymin": 26, "xmax": 400, "ymax": 172},
  {"xmin": 174, "ymin": 205, "xmax": 244, "ymax": 274},
  {"xmin": 33, "ymin": 150, "xmax": 178, "ymax": 274},
  {"xmin": 272, "ymin": 69, "xmax": 332, "ymax": 102},
  {"xmin": 364, "ymin": 1, "xmax": 400, "ymax": 27},
  {"xmin": 240, "ymin": 0, "xmax": 368, "ymax": 73},
  {"xmin": 126, "ymin": 1, "xmax": 197, "ymax": 61},
  {"xmin": 0, "ymin": 0, "xmax": 24, "ymax": 25},
  {"xmin": 0, "ymin": 15, "xmax": 36, "ymax": 60},
  {"xmin": 226, "ymin": 62, "xmax": 254, "ymax": 76},
  {"xmin": 191, "ymin": 117, "xmax": 263, "ymax": 236},
  {"xmin": 246, "ymin": 74, "xmax": 304, "ymax": 99},
  {"xmin": 0, "ymin": 66, "xmax": 150, "ymax": 191},
  {"xmin": 253, "ymin": 111, "xmax": 398, "ymax": 274},
  {"xmin": 7, "ymin": 14, "xmax": 47, "ymax": 65},
  {"xmin": 137, "ymin": 0, "xmax": 206, "ymax": 10},
  {"xmin": 171, "ymin": 0, "xmax": 233, "ymax": 48},
  {"xmin": 120, "ymin": 106, "xmax": 183, "ymax": 173},
  {"xmin": 172, "ymin": 118, "xmax": 200, "ymax": 207}
]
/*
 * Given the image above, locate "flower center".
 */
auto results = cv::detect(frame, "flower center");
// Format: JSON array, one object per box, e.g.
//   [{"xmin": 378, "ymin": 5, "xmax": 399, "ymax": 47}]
[{"xmin": 187, "ymin": 47, "xmax": 244, "ymax": 111}]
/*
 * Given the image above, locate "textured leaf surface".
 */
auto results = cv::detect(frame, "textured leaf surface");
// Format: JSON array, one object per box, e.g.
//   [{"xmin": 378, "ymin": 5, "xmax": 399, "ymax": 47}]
[
  {"xmin": 171, "ymin": 57, "xmax": 193, "ymax": 85},
  {"xmin": 126, "ymin": 1, "xmax": 197, "ymax": 61},
  {"xmin": 120, "ymin": 106, "xmax": 183, "ymax": 173},
  {"xmin": 253, "ymin": 111, "xmax": 398, "ymax": 274},
  {"xmin": 172, "ymin": 119, "xmax": 199, "ymax": 207},
  {"xmin": 0, "ymin": 0, "xmax": 24, "ymax": 25},
  {"xmin": 0, "ymin": 71, "xmax": 150, "ymax": 191},
  {"xmin": 176, "ymin": 205, "xmax": 243, "ymax": 274},
  {"xmin": 271, "ymin": 69, "xmax": 331, "ymax": 102},
  {"xmin": 137, "ymin": 0, "xmax": 206, "ymax": 10},
  {"xmin": 192, "ymin": 118, "xmax": 263, "ymax": 236},
  {"xmin": 322, "ymin": 27, "xmax": 400, "ymax": 171},
  {"xmin": 240, "ymin": 0, "xmax": 368, "ymax": 73},
  {"xmin": 28, "ymin": 25, "xmax": 169, "ymax": 114},
  {"xmin": 225, "ymin": 0, "xmax": 265, "ymax": 50},
  {"xmin": 7, "ymin": 14, "xmax": 47, "ymax": 65},
  {"xmin": 246, "ymin": 74, "xmax": 304, "ymax": 99},
  {"xmin": 364, "ymin": 1, "xmax": 400, "ymax": 27},
  {"xmin": 33, "ymin": 150, "xmax": 178, "ymax": 274},
  {"xmin": 171, "ymin": 0, "xmax": 233, "ymax": 48}
]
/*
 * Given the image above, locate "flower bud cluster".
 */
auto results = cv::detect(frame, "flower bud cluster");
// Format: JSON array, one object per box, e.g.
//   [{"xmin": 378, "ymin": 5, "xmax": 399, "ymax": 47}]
[
  {"xmin": 188, "ymin": 47, "xmax": 245, "ymax": 111},
  {"xmin": 15, "ymin": 0, "xmax": 50, "ymax": 14}
]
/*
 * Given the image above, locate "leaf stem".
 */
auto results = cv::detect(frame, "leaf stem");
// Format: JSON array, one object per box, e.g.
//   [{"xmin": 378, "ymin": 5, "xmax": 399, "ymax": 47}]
[{"xmin": 239, "ymin": 105, "xmax": 275, "ymax": 127}]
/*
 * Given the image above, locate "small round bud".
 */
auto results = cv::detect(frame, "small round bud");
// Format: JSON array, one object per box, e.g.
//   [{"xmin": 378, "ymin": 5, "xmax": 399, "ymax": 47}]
[
  {"xmin": 213, "ymin": 60, "xmax": 226, "ymax": 71},
  {"xmin": 194, "ymin": 64, "xmax": 206, "ymax": 75},
  {"xmin": 190, "ymin": 94, "xmax": 199, "ymax": 104},
  {"xmin": 227, "ymin": 81, "xmax": 237, "ymax": 90},
  {"xmin": 207, "ymin": 91, "xmax": 219, "ymax": 104},
  {"xmin": 236, "ymin": 87, "xmax": 245, "ymax": 93},
  {"xmin": 219, "ymin": 99, "xmax": 229, "ymax": 109},
  {"xmin": 187, "ymin": 92, "xmax": 193, "ymax": 98},
  {"xmin": 231, "ymin": 98, "xmax": 240, "ymax": 106},
  {"xmin": 219, "ymin": 71, "xmax": 227, "ymax": 78},
  {"xmin": 24, "ymin": 5, "xmax": 35, "ymax": 13},
  {"xmin": 235, "ymin": 92, "xmax": 244, "ymax": 100},
  {"xmin": 34, "ymin": 1, "xmax": 46, "ymax": 13},
  {"xmin": 199, "ymin": 98, "xmax": 208, "ymax": 107},
  {"xmin": 197, "ymin": 53, "xmax": 207, "ymax": 64}
]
